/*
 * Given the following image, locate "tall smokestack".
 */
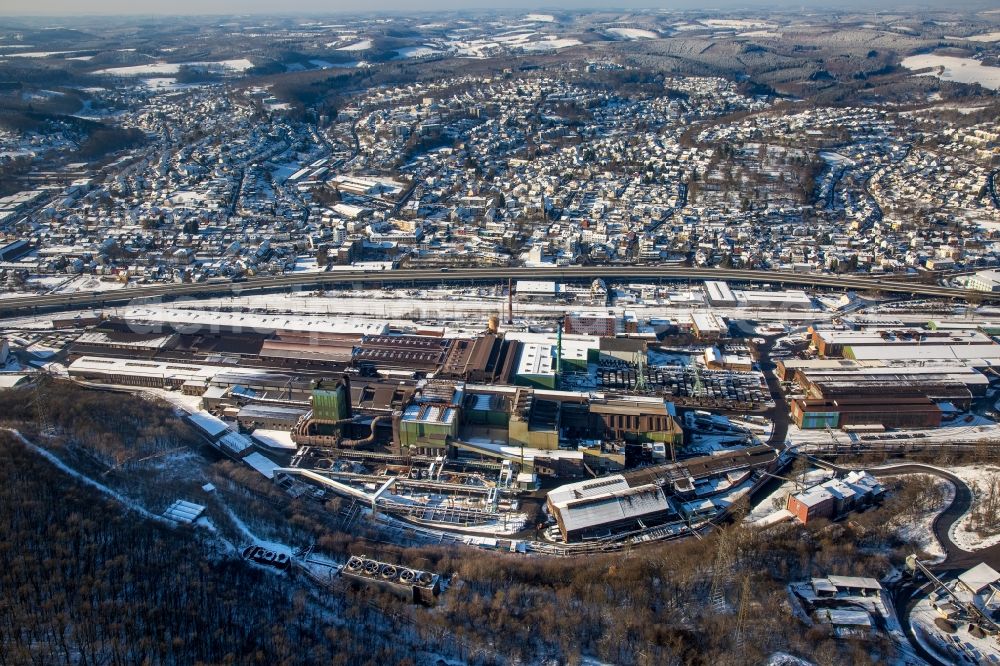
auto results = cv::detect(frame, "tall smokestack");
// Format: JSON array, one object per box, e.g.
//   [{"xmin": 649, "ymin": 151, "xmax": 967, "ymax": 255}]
[
  {"xmin": 556, "ymin": 315, "xmax": 563, "ymax": 381},
  {"xmin": 507, "ymin": 278, "xmax": 513, "ymax": 324},
  {"xmin": 339, "ymin": 373, "xmax": 353, "ymax": 419}
]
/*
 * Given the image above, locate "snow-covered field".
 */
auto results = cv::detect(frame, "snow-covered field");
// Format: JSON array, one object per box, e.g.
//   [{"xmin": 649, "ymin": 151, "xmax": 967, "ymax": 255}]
[
  {"xmin": 519, "ymin": 37, "xmax": 581, "ymax": 52},
  {"xmin": 607, "ymin": 27, "xmax": 658, "ymax": 40},
  {"xmin": 701, "ymin": 19, "xmax": 776, "ymax": 29},
  {"xmin": 524, "ymin": 14, "xmax": 555, "ymax": 23},
  {"xmin": 884, "ymin": 474, "xmax": 954, "ymax": 562},
  {"xmin": 138, "ymin": 387, "xmax": 205, "ymax": 414},
  {"xmin": 95, "ymin": 58, "xmax": 254, "ymax": 76},
  {"xmin": 819, "ymin": 150, "xmax": 853, "ymax": 167},
  {"xmin": 901, "ymin": 54, "xmax": 1000, "ymax": 91},
  {"xmin": 396, "ymin": 46, "xmax": 440, "ymax": 58},
  {"xmin": 7, "ymin": 50, "xmax": 77, "ymax": 58},
  {"xmin": 141, "ymin": 78, "xmax": 213, "ymax": 92},
  {"xmin": 950, "ymin": 31, "xmax": 1000, "ymax": 42},
  {"xmin": 738, "ymin": 31, "xmax": 783, "ymax": 38},
  {"xmin": 948, "ymin": 464, "xmax": 1000, "ymax": 551},
  {"xmin": 51, "ymin": 275, "xmax": 133, "ymax": 294},
  {"xmin": 291, "ymin": 256, "xmax": 323, "ymax": 273},
  {"xmin": 337, "ymin": 40, "xmax": 372, "ymax": 52}
]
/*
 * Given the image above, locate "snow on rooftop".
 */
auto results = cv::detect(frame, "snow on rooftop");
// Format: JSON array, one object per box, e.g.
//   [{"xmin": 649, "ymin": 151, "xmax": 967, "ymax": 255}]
[
  {"xmin": 548, "ymin": 475, "xmax": 630, "ymax": 506},
  {"xmin": 250, "ymin": 429, "xmax": 297, "ymax": 450},
  {"xmin": 163, "ymin": 499, "xmax": 205, "ymax": 524},
  {"xmin": 515, "ymin": 279, "xmax": 559, "ymax": 294},
  {"xmin": 120, "ymin": 306, "xmax": 388, "ymax": 337},
  {"xmin": 825, "ymin": 575, "xmax": 882, "ymax": 590},
  {"xmin": 243, "ymin": 451, "xmax": 281, "ymax": 479},
  {"xmin": 219, "ymin": 432, "xmax": 252, "ymax": 455},
  {"xmin": 187, "ymin": 410, "xmax": 229, "ymax": 439},
  {"xmin": 402, "ymin": 403, "xmax": 456, "ymax": 424},
  {"xmin": 94, "ymin": 59, "xmax": 254, "ymax": 76},
  {"xmin": 692, "ymin": 312, "xmax": 725, "ymax": 331},
  {"xmin": 517, "ymin": 342, "xmax": 554, "ymax": 376},
  {"xmin": 959, "ymin": 562, "xmax": 1000, "ymax": 593}
]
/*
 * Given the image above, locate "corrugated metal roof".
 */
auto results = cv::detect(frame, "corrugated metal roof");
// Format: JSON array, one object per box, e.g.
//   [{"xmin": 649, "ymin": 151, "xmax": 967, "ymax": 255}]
[
  {"xmin": 554, "ymin": 484, "xmax": 669, "ymax": 533},
  {"xmin": 548, "ymin": 475, "xmax": 630, "ymax": 506},
  {"xmin": 219, "ymin": 432, "xmax": 252, "ymax": 454},
  {"xmin": 163, "ymin": 500, "xmax": 205, "ymax": 524}
]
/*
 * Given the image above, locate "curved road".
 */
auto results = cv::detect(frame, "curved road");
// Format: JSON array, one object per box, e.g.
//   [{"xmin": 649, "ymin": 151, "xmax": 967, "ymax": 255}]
[
  {"xmin": 816, "ymin": 460, "xmax": 991, "ymax": 666},
  {"xmin": 2, "ymin": 265, "xmax": 996, "ymax": 317},
  {"xmin": 756, "ymin": 334, "xmax": 790, "ymax": 447},
  {"xmin": 866, "ymin": 464, "xmax": 980, "ymax": 570},
  {"xmin": 819, "ymin": 459, "xmax": 993, "ymax": 570}
]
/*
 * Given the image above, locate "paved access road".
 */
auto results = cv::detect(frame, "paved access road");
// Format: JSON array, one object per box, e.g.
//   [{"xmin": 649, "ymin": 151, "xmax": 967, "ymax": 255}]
[
  {"xmin": 815, "ymin": 460, "xmax": 995, "ymax": 666},
  {"xmin": 816, "ymin": 460, "xmax": 992, "ymax": 570}
]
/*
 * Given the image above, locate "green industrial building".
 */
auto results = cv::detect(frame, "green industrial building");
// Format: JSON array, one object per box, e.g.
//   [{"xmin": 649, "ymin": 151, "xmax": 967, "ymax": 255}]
[
  {"xmin": 312, "ymin": 378, "xmax": 351, "ymax": 422},
  {"xmin": 397, "ymin": 403, "xmax": 459, "ymax": 452}
]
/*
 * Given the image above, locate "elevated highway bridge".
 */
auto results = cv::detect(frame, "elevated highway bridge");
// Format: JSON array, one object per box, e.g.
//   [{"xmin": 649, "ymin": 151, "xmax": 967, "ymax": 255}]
[{"xmin": 1, "ymin": 265, "xmax": 995, "ymax": 317}]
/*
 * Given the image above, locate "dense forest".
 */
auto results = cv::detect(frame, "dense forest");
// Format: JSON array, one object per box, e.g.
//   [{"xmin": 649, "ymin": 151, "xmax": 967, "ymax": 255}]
[
  {"xmin": 0, "ymin": 382, "xmax": 940, "ymax": 664},
  {"xmin": 0, "ymin": 430, "xmax": 415, "ymax": 665}
]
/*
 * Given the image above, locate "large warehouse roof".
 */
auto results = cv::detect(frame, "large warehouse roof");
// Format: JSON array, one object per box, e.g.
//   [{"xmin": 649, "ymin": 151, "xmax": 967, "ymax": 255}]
[
  {"xmin": 552, "ymin": 484, "xmax": 670, "ymax": 534},
  {"xmin": 547, "ymin": 475, "xmax": 630, "ymax": 506},
  {"xmin": 118, "ymin": 306, "xmax": 388, "ymax": 337}
]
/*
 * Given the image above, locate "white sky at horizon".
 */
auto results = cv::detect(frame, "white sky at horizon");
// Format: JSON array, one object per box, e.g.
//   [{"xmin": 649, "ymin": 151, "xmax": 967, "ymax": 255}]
[{"xmin": 0, "ymin": 0, "xmax": 986, "ymax": 18}]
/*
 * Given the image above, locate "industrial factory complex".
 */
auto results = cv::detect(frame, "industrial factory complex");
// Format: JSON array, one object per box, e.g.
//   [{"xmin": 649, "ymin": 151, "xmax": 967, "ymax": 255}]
[
  {"xmin": 9, "ymin": 267, "xmax": 1000, "ymax": 662},
  {"xmin": 0, "ymin": 271, "xmax": 984, "ymax": 554},
  {"xmin": 6, "ymin": 9, "xmax": 1000, "ymax": 661}
]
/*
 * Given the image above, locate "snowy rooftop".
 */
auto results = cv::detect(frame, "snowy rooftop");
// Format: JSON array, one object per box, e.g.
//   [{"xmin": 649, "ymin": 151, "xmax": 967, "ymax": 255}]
[
  {"xmin": 548, "ymin": 475, "xmax": 630, "ymax": 506},
  {"xmin": 516, "ymin": 342, "xmax": 554, "ymax": 376},
  {"xmin": 958, "ymin": 562, "xmax": 1000, "ymax": 594},
  {"xmin": 250, "ymin": 429, "xmax": 297, "ymax": 450},
  {"xmin": 554, "ymin": 484, "xmax": 670, "ymax": 533},
  {"xmin": 120, "ymin": 306, "xmax": 388, "ymax": 337},
  {"xmin": 219, "ymin": 431, "xmax": 252, "ymax": 455},
  {"xmin": 515, "ymin": 280, "xmax": 559, "ymax": 295},
  {"xmin": 163, "ymin": 500, "xmax": 205, "ymax": 524},
  {"xmin": 402, "ymin": 403, "xmax": 456, "ymax": 424},
  {"xmin": 187, "ymin": 410, "xmax": 230, "ymax": 439},
  {"xmin": 825, "ymin": 575, "xmax": 882, "ymax": 591},
  {"xmin": 243, "ymin": 451, "xmax": 281, "ymax": 479},
  {"xmin": 691, "ymin": 312, "xmax": 725, "ymax": 331}
]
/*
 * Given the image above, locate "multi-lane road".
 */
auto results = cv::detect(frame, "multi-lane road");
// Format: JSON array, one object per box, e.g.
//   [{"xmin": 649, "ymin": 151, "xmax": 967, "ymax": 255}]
[{"xmin": 0, "ymin": 265, "xmax": 995, "ymax": 316}]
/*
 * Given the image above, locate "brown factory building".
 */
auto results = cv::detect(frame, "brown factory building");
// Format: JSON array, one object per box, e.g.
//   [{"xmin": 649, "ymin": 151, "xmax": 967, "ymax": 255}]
[
  {"xmin": 564, "ymin": 313, "xmax": 618, "ymax": 337},
  {"xmin": 786, "ymin": 486, "xmax": 836, "ymax": 524},
  {"xmin": 791, "ymin": 396, "xmax": 942, "ymax": 430},
  {"xmin": 438, "ymin": 333, "xmax": 514, "ymax": 383},
  {"xmin": 352, "ymin": 334, "xmax": 450, "ymax": 371},
  {"xmin": 587, "ymin": 398, "xmax": 683, "ymax": 445},
  {"xmin": 260, "ymin": 330, "xmax": 357, "ymax": 364}
]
